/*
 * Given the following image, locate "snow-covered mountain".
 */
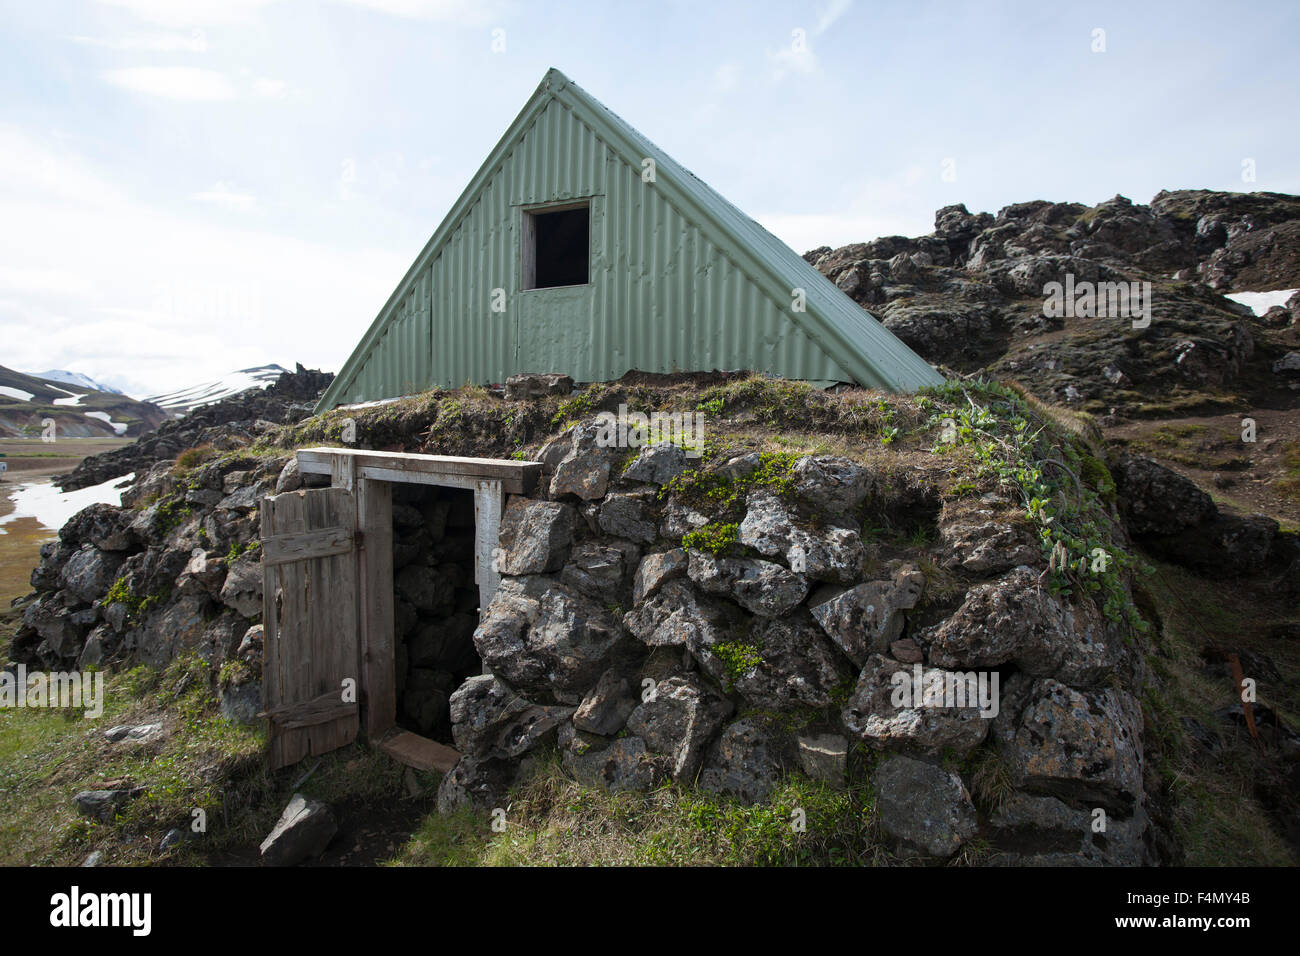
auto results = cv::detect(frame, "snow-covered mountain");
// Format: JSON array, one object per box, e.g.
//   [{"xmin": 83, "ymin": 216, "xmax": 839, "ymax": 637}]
[
  {"xmin": 0, "ymin": 365, "xmax": 168, "ymax": 438},
  {"xmin": 37, "ymin": 369, "xmax": 124, "ymax": 395},
  {"xmin": 145, "ymin": 364, "xmax": 288, "ymax": 417}
]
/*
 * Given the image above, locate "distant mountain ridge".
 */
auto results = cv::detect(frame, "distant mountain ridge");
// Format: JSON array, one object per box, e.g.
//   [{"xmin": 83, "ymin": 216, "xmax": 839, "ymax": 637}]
[
  {"xmin": 37, "ymin": 370, "xmax": 124, "ymax": 396},
  {"xmin": 146, "ymin": 365, "xmax": 289, "ymax": 417},
  {"xmin": 0, "ymin": 366, "xmax": 167, "ymax": 439}
]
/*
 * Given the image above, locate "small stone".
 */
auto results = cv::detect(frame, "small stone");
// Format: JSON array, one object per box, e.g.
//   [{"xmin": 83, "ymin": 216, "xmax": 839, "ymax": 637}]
[
  {"xmin": 259, "ymin": 793, "xmax": 337, "ymax": 866},
  {"xmin": 890, "ymin": 638, "xmax": 924, "ymax": 663},
  {"xmin": 631, "ymin": 549, "xmax": 688, "ymax": 604},
  {"xmin": 624, "ymin": 443, "xmax": 691, "ymax": 485},
  {"xmin": 73, "ymin": 787, "xmax": 146, "ymax": 822},
  {"xmin": 797, "ymin": 734, "xmax": 848, "ymax": 788}
]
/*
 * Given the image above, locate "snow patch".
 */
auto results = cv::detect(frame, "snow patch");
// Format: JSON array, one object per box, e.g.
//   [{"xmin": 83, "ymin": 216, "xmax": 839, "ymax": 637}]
[
  {"xmin": 38, "ymin": 370, "xmax": 123, "ymax": 395},
  {"xmin": 1224, "ymin": 289, "xmax": 1299, "ymax": 316},
  {"xmin": 0, "ymin": 472, "xmax": 136, "ymax": 535},
  {"xmin": 146, "ymin": 364, "xmax": 286, "ymax": 416},
  {"xmin": 85, "ymin": 410, "xmax": 129, "ymax": 435},
  {"xmin": 53, "ymin": 392, "xmax": 88, "ymax": 407},
  {"xmin": 0, "ymin": 386, "xmax": 34, "ymax": 402}
]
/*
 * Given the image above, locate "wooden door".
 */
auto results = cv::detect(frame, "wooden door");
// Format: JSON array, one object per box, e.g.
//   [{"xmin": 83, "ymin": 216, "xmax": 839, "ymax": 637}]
[{"xmin": 260, "ymin": 487, "xmax": 360, "ymax": 770}]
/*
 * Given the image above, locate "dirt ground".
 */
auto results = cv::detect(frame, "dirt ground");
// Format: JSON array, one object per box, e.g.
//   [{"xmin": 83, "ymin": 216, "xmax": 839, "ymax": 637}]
[{"xmin": 1105, "ymin": 408, "xmax": 1300, "ymax": 530}]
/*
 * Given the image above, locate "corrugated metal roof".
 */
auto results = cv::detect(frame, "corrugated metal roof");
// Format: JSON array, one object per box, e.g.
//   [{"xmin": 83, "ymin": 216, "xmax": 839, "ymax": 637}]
[{"xmin": 316, "ymin": 68, "xmax": 944, "ymax": 412}]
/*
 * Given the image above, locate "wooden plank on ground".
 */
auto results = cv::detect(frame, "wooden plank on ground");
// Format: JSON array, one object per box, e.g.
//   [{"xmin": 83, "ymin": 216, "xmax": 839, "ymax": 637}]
[{"xmin": 378, "ymin": 729, "xmax": 461, "ymax": 773}]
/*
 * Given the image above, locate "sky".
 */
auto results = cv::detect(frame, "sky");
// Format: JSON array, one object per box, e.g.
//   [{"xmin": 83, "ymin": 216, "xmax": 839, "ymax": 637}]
[{"xmin": 0, "ymin": 0, "xmax": 1297, "ymax": 398}]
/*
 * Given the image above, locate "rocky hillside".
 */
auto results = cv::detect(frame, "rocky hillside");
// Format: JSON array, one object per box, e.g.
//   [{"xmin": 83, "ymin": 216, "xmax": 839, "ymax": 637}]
[
  {"xmin": 53, "ymin": 364, "xmax": 333, "ymax": 492},
  {"xmin": 806, "ymin": 189, "xmax": 1300, "ymax": 421},
  {"xmin": 0, "ymin": 366, "xmax": 168, "ymax": 439}
]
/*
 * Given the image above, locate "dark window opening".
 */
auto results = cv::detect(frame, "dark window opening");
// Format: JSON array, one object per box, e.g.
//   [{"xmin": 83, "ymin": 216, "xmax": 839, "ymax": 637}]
[{"xmin": 525, "ymin": 204, "xmax": 589, "ymax": 289}]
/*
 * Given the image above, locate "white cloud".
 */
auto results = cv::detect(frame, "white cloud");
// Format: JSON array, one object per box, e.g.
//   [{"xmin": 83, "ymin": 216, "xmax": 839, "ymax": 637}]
[
  {"xmin": 0, "ymin": 126, "xmax": 405, "ymax": 395},
  {"xmin": 756, "ymin": 212, "xmax": 924, "ymax": 256},
  {"xmin": 713, "ymin": 63, "xmax": 741, "ymax": 92},
  {"xmin": 812, "ymin": 0, "xmax": 852, "ymax": 36},
  {"xmin": 69, "ymin": 31, "xmax": 208, "ymax": 52},
  {"xmin": 330, "ymin": 0, "xmax": 506, "ymax": 24},
  {"xmin": 95, "ymin": 0, "xmax": 274, "ymax": 28},
  {"xmin": 251, "ymin": 77, "xmax": 289, "ymax": 98},
  {"xmin": 103, "ymin": 66, "xmax": 236, "ymax": 100},
  {"xmin": 192, "ymin": 183, "xmax": 257, "ymax": 210}
]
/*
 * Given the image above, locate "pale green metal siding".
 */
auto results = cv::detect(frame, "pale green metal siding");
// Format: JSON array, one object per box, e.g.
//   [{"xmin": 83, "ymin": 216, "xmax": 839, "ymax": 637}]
[{"xmin": 318, "ymin": 70, "xmax": 941, "ymax": 410}]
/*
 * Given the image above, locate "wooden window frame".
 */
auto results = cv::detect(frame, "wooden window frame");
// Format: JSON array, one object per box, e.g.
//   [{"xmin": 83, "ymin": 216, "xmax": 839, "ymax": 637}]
[{"xmin": 520, "ymin": 199, "xmax": 592, "ymax": 291}]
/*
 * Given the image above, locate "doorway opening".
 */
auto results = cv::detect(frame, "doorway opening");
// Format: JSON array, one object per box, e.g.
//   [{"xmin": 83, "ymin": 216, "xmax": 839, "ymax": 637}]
[
  {"xmin": 391, "ymin": 483, "xmax": 481, "ymax": 745},
  {"xmin": 264, "ymin": 447, "xmax": 540, "ymax": 775}
]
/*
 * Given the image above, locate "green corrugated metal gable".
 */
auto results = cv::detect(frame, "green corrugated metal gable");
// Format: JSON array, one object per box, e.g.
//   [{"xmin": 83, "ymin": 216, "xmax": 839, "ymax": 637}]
[{"xmin": 316, "ymin": 69, "xmax": 943, "ymax": 412}]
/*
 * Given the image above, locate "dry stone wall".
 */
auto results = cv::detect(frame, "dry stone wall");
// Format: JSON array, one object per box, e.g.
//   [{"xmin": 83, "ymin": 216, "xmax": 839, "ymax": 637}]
[{"xmin": 440, "ymin": 415, "xmax": 1159, "ymax": 864}]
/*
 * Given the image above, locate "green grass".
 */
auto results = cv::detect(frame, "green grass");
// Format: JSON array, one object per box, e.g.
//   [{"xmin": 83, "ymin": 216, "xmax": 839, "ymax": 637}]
[
  {"xmin": 1137, "ymin": 562, "xmax": 1296, "ymax": 865},
  {"xmin": 388, "ymin": 754, "xmax": 891, "ymax": 867},
  {"xmin": 0, "ymin": 655, "xmax": 406, "ymax": 866}
]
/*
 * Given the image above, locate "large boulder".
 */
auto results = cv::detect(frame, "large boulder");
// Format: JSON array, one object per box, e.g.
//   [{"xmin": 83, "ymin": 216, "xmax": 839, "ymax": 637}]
[
  {"xmin": 808, "ymin": 565, "xmax": 925, "ymax": 667},
  {"xmin": 686, "ymin": 550, "xmax": 809, "ymax": 617},
  {"xmin": 1112, "ymin": 454, "xmax": 1217, "ymax": 535},
  {"xmin": 1112, "ymin": 455, "xmax": 1278, "ymax": 574},
  {"xmin": 738, "ymin": 492, "xmax": 866, "ymax": 583},
  {"xmin": 622, "ymin": 579, "xmax": 744, "ymax": 651},
  {"xmin": 624, "ymin": 442, "xmax": 691, "ymax": 485},
  {"xmin": 497, "ymin": 498, "xmax": 575, "ymax": 574},
  {"xmin": 132, "ymin": 594, "xmax": 210, "ymax": 667},
  {"xmin": 873, "ymin": 756, "xmax": 978, "ymax": 858},
  {"xmin": 842, "ymin": 655, "xmax": 992, "ymax": 755},
  {"xmin": 59, "ymin": 503, "xmax": 137, "ymax": 552},
  {"xmin": 925, "ymin": 566, "xmax": 1122, "ymax": 686},
  {"xmin": 631, "ymin": 549, "xmax": 688, "ymax": 604},
  {"xmin": 474, "ymin": 581, "xmax": 636, "ymax": 703},
  {"xmin": 559, "ymin": 725, "xmax": 667, "ymax": 793},
  {"xmin": 625, "ymin": 674, "xmax": 733, "ymax": 783},
  {"xmin": 598, "ymin": 492, "xmax": 658, "ymax": 544},
  {"xmin": 437, "ymin": 754, "xmax": 528, "ymax": 813},
  {"xmin": 937, "ymin": 498, "xmax": 1041, "ymax": 574},
  {"xmin": 986, "ymin": 792, "xmax": 1152, "ymax": 865},
  {"xmin": 994, "ymin": 677, "xmax": 1144, "ymax": 815},
  {"xmin": 560, "ymin": 540, "xmax": 639, "ymax": 601},
  {"xmin": 449, "ymin": 675, "xmax": 573, "ymax": 759},
  {"xmin": 175, "ymin": 548, "xmax": 227, "ymax": 599},
  {"xmin": 697, "ymin": 613, "xmax": 853, "ymax": 712},
  {"xmin": 572, "ymin": 666, "xmax": 639, "ymax": 736},
  {"xmin": 59, "ymin": 546, "xmax": 126, "ymax": 605},
  {"xmin": 550, "ymin": 419, "xmax": 618, "ymax": 500},
  {"xmin": 22, "ymin": 593, "xmax": 85, "ymax": 657},
  {"xmin": 790, "ymin": 456, "xmax": 872, "ymax": 514},
  {"xmin": 700, "ymin": 718, "xmax": 797, "ymax": 805},
  {"xmin": 30, "ymin": 540, "xmax": 74, "ymax": 591},
  {"xmin": 219, "ymin": 551, "xmax": 263, "ymax": 618}
]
